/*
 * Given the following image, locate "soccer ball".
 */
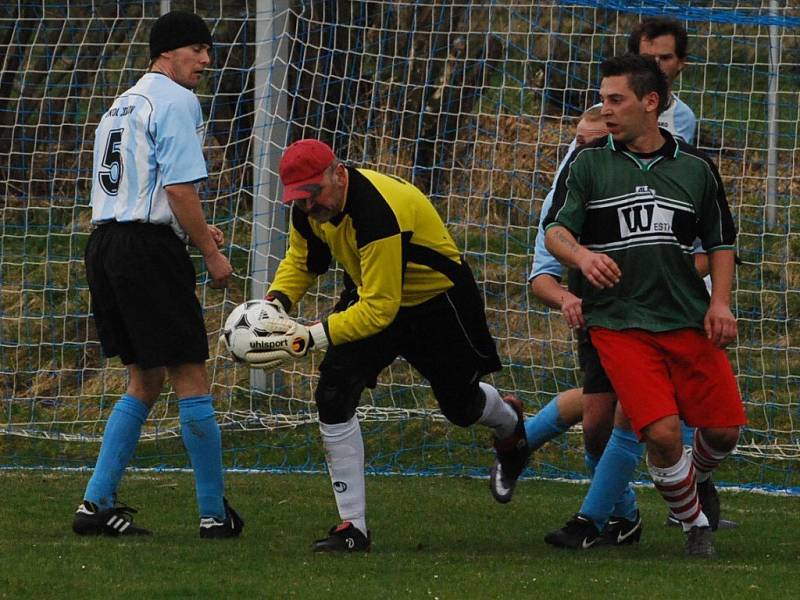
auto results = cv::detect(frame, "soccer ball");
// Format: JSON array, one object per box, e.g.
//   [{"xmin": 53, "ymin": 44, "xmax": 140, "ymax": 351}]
[{"xmin": 221, "ymin": 300, "xmax": 282, "ymax": 363}]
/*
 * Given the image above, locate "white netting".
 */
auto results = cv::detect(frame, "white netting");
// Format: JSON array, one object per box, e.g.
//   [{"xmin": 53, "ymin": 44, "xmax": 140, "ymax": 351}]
[{"xmin": 0, "ymin": 1, "xmax": 797, "ymax": 487}]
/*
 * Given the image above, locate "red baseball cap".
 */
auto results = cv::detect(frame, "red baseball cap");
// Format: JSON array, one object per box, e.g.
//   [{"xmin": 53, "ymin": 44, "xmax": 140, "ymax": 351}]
[{"xmin": 279, "ymin": 139, "xmax": 336, "ymax": 204}]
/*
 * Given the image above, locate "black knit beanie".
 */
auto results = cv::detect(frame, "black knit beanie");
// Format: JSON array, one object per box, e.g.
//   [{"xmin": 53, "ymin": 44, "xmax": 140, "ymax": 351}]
[{"xmin": 149, "ymin": 11, "xmax": 213, "ymax": 59}]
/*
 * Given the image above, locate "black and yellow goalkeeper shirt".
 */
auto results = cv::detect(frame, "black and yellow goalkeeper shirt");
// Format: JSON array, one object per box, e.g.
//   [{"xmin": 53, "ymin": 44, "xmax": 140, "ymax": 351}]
[{"xmin": 268, "ymin": 167, "xmax": 462, "ymax": 346}]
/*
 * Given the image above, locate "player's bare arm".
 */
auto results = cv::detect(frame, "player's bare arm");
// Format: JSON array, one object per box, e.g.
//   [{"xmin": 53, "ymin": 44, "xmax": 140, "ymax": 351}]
[
  {"xmin": 530, "ymin": 274, "xmax": 584, "ymax": 329},
  {"xmin": 166, "ymin": 183, "xmax": 232, "ymax": 289},
  {"xmin": 704, "ymin": 248, "xmax": 737, "ymax": 348},
  {"xmin": 694, "ymin": 252, "xmax": 710, "ymax": 277},
  {"xmin": 545, "ymin": 225, "xmax": 621, "ymax": 289}
]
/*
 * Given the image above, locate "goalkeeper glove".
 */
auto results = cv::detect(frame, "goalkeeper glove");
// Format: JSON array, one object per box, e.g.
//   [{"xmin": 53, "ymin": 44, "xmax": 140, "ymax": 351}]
[
  {"xmin": 245, "ymin": 295, "xmax": 290, "ymax": 370},
  {"xmin": 262, "ymin": 294, "xmax": 289, "ymax": 318},
  {"xmin": 246, "ymin": 318, "xmax": 329, "ymax": 370},
  {"xmin": 261, "ymin": 294, "xmax": 288, "ymax": 318}
]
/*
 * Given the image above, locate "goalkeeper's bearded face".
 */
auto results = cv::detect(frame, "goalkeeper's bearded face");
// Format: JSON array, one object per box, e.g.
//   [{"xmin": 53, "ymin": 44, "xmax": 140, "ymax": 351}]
[{"xmin": 296, "ymin": 164, "xmax": 347, "ymax": 223}]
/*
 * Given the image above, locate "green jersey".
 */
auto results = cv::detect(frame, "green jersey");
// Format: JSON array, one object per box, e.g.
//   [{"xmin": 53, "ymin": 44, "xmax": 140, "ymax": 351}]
[{"xmin": 543, "ymin": 129, "xmax": 736, "ymax": 332}]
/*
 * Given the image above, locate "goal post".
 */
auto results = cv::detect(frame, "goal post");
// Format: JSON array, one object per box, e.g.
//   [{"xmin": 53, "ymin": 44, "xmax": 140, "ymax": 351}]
[
  {"xmin": 0, "ymin": 1, "xmax": 798, "ymax": 492},
  {"xmin": 249, "ymin": 0, "xmax": 290, "ymax": 393}
]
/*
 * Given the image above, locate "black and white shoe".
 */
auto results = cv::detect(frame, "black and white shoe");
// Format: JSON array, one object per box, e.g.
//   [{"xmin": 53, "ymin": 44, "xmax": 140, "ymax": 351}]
[
  {"xmin": 697, "ymin": 478, "xmax": 721, "ymax": 531},
  {"xmin": 600, "ymin": 511, "xmax": 642, "ymax": 546},
  {"xmin": 490, "ymin": 395, "xmax": 530, "ymax": 504},
  {"xmin": 72, "ymin": 501, "xmax": 151, "ymax": 536},
  {"xmin": 544, "ymin": 514, "xmax": 601, "ymax": 550},
  {"xmin": 199, "ymin": 497, "xmax": 244, "ymax": 539},
  {"xmin": 489, "ymin": 459, "xmax": 518, "ymax": 504},
  {"xmin": 312, "ymin": 521, "xmax": 371, "ymax": 553},
  {"xmin": 685, "ymin": 525, "xmax": 717, "ymax": 559}
]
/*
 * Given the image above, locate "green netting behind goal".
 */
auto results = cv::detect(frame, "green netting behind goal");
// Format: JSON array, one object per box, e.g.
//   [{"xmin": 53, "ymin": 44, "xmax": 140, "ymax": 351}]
[{"xmin": 1, "ymin": 1, "xmax": 798, "ymax": 493}]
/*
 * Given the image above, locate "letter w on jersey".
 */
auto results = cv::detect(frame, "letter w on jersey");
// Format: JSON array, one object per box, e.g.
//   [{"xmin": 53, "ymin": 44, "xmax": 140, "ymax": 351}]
[{"xmin": 618, "ymin": 203, "xmax": 675, "ymax": 238}]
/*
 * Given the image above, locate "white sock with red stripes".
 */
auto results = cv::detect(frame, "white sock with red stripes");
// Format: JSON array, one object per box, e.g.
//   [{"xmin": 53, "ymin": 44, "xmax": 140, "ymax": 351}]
[
  {"xmin": 692, "ymin": 429, "xmax": 733, "ymax": 483},
  {"xmin": 648, "ymin": 449, "xmax": 709, "ymax": 532}
]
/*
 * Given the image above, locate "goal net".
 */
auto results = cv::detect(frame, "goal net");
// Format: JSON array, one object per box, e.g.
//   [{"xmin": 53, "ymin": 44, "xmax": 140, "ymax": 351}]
[{"xmin": 1, "ymin": 1, "xmax": 798, "ymax": 491}]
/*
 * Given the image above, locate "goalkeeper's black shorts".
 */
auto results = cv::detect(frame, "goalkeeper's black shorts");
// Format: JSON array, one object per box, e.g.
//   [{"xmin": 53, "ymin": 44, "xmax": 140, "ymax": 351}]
[
  {"xmin": 85, "ymin": 221, "xmax": 209, "ymax": 369},
  {"xmin": 318, "ymin": 257, "xmax": 501, "ymax": 420}
]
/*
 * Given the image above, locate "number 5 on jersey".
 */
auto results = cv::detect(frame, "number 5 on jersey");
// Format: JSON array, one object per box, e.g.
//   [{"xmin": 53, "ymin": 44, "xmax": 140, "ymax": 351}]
[{"xmin": 98, "ymin": 128, "xmax": 124, "ymax": 195}]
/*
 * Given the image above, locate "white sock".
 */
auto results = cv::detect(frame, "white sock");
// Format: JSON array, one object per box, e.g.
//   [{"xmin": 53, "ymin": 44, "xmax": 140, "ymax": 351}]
[
  {"xmin": 319, "ymin": 416, "xmax": 367, "ymax": 536},
  {"xmin": 477, "ymin": 382, "xmax": 517, "ymax": 439}
]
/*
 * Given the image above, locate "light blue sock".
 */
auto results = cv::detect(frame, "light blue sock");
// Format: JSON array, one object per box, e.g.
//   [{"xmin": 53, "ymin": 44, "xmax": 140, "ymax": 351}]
[
  {"xmin": 84, "ymin": 394, "xmax": 150, "ymax": 509},
  {"xmin": 524, "ymin": 396, "xmax": 570, "ymax": 451},
  {"xmin": 681, "ymin": 421, "xmax": 695, "ymax": 447},
  {"xmin": 580, "ymin": 427, "xmax": 644, "ymax": 530},
  {"xmin": 179, "ymin": 395, "xmax": 225, "ymax": 520},
  {"xmin": 584, "ymin": 450, "xmax": 600, "ymax": 478}
]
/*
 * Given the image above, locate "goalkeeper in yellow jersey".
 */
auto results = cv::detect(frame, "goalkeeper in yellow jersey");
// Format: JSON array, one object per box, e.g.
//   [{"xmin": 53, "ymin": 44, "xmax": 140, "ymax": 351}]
[{"xmin": 250, "ymin": 139, "xmax": 527, "ymax": 552}]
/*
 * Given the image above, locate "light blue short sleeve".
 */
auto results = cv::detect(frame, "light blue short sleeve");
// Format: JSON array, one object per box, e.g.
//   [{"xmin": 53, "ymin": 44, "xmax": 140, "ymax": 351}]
[
  {"xmin": 155, "ymin": 96, "xmax": 208, "ymax": 186},
  {"xmin": 529, "ymin": 189, "xmax": 564, "ymax": 281},
  {"xmin": 529, "ymin": 142, "xmax": 577, "ymax": 282},
  {"xmin": 674, "ymin": 98, "xmax": 697, "ymax": 146}
]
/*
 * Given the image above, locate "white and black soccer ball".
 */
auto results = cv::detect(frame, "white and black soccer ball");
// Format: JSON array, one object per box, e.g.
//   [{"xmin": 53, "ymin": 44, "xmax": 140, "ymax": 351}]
[{"xmin": 221, "ymin": 300, "xmax": 282, "ymax": 362}]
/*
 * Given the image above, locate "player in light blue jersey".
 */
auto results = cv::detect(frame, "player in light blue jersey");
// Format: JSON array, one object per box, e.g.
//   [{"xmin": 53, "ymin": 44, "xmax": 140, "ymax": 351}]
[
  {"xmin": 72, "ymin": 11, "xmax": 242, "ymax": 539},
  {"xmin": 657, "ymin": 93, "xmax": 696, "ymax": 145},
  {"xmin": 628, "ymin": 17, "xmax": 697, "ymax": 146}
]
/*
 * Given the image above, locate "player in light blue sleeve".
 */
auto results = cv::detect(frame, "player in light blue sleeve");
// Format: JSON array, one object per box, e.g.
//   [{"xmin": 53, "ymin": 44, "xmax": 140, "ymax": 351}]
[
  {"xmin": 523, "ymin": 109, "xmax": 609, "ymax": 471},
  {"xmin": 491, "ymin": 108, "xmax": 618, "ymax": 504},
  {"xmin": 72, "ymin": 11, "xmax": 242, "ymax": 539},
  {"xmin": 492, "ymin": 108, "xmax": 635, "ymax": 523},
  {"xmin": 628, "ymin": 17, "xmax": 697, "ymax": 145}
]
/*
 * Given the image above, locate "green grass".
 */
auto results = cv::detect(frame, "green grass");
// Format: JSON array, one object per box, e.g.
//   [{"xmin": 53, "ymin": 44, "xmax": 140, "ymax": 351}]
[{"xmin": 1, "ymin": 471, "xmax": 797, "ymax": 599}]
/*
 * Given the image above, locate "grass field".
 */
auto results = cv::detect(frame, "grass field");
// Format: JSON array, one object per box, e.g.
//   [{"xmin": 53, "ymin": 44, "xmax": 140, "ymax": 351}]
[{"xmin": 1, "ymin": 471, "xmax": 797, "ymax": 599}]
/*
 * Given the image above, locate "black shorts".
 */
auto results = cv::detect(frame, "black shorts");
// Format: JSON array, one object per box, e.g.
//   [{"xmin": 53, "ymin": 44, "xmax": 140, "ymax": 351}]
[
  {"xmin": 84, "ymin": 222, "xmax": 209, "ymax": 369},
  {"xmin": 319, "ymin": 259, "xmax": 502, "ymax": 399},
  {"xmin": 577, "ymin": 327, "xmax": 614, "ymax": 395}
]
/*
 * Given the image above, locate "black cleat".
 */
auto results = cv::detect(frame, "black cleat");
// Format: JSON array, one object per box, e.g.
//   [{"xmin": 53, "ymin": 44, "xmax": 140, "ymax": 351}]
[
  {"xmin": 489, "ymin": 459, "xmax": 518, "ymax": 504},
  {"xmin": 490, "ymin": 394, "xmax": 530, "ymax": 503},
  {"xmin": 72, "ymin": 501, "xmax": 151, "ymax": 536},
  {"xmin": 199, "ymin": 497, "xmax": 244, "ymax": 539},
  {"xmin": 312, "ymin": 521, "xmax": 370, "ymax": 553},
  {"xmin": 544, "ymin": 514, "xmax": 601, "ymax": 550},
  {"xmin": 697, "ymin": 478, "xmax": 720, "ymax": 531},
  {"xmin": 601, "ymin": 511, "xmax": 642, "ymax": 546},
  {"xmin": 685, "ymin": 525, "xmax": 717, "ymax": 559}
]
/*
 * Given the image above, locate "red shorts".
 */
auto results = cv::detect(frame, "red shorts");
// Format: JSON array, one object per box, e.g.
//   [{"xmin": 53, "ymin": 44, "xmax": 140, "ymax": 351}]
[{"xmin": 589, "ymin": 327, "xmax": 746, "ymax": 438}]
